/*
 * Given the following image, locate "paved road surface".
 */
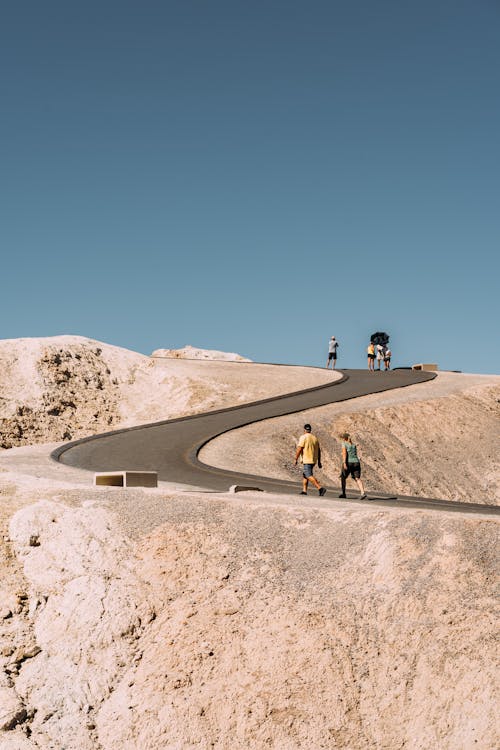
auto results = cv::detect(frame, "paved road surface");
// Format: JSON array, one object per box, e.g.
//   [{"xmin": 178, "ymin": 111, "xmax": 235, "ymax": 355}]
[{"xmin": 52, "ymin": 367, "xmax": 499, "ymax": 516}]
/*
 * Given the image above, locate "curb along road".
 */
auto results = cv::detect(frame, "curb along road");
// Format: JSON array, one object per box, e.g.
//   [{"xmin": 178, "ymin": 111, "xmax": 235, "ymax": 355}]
[{"xmin": 52, "ymin": 367, "xmax": 500, "ymax": 517}]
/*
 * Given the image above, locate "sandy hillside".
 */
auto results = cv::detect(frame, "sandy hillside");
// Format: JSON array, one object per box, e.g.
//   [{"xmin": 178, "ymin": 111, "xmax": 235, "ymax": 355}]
[
  {"xmin": 200, "ymin": 372, "xmax": 500, "ymax": 504},
  {"xmin": 0, "ymin": 336, "xmax": 338, "ymax": 448},
  {"xmin": 0, "ymin": 339, "xmax": 499, "ymax": 749}
]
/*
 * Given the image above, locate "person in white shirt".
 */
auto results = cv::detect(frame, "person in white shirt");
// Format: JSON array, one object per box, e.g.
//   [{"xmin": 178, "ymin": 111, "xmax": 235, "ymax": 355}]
[
  {"xmin": 326, "ymin": 336, "xmax": 339, "ymax": 369},
  {"xmin": 384, "ymin": 347, "xmax": 392, "ymax": 370},
  {"xmin": 376, "ymin": 344, "xmax": 384, "ymax": 371}
]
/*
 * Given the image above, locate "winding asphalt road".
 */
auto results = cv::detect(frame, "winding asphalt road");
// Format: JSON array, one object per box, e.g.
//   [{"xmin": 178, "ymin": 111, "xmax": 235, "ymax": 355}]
[{"xmin": 52, "ymin": 367, "xmax": 499, "ymax": 516}]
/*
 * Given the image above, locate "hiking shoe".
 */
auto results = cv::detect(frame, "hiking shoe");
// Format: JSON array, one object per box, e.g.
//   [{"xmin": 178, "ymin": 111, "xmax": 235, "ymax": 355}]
[
  {"xmin": 319, "ymin": 487, "xmax": 327, "ymax": 496},
  {"xmin": 360, "ymin": 494, "xmax": 367, "ymax": 500},
  {"xmin": 299, "ymin": 491, "xmax": 307, "ymax": 495},
  {"xmin": 338, "ymin": 493, "xmax": 346, "ymax": 498}
]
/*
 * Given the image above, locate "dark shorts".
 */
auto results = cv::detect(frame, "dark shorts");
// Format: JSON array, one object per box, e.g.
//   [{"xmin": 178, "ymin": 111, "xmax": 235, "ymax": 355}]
[
  {"xmin": 342, "ymin": 462, "xmax": 361, "ymax": 479},
  {"xmin": 368, "ymin": 354, "xmax": 375, "ymax": 359},
  {"xmin": 328, "ymin": 352, "xmax": 337, "ymax": 360},
  {"xmin": 302, "ymin": 463, "xmax": 315, "ymax": 478}
]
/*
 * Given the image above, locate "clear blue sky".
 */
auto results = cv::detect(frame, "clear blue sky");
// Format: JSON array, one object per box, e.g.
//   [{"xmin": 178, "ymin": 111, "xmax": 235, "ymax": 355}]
[{"xmin": 2, "ymin": 1, "xmax": 499, "ymax": 372}]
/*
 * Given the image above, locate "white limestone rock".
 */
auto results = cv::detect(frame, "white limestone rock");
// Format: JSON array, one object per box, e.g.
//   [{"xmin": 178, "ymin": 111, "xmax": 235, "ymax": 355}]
[
  {"xmin": 151, "ymin": 344, "xmax": 251, "ymax": 361},
  {"xmin": 8, "ymin": 500, "xmax": 154, "ymax": 749}
]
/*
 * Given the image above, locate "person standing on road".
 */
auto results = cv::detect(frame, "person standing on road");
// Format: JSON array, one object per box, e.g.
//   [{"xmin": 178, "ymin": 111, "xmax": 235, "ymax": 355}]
[
  {"xmin": 326, "ymin": 336, "xmax": 339, "ymax": 369},
  {"xmin": 376, "ymin": 344, "xmax": 384, "ymax": 370},
  {"xmin": 384, "ymin": 347, "xmax": 392, "ymax": 370},
  {"xmin": 338, "ymin": 432, "xmax": 367, "ymax": 499},
  {"xmin": 294, "ymin": 424, "xmax": 327, "ymax": 497},
  {"xmin": 367, "ymin": 342, "xmax": 375, "ymax": 371}
]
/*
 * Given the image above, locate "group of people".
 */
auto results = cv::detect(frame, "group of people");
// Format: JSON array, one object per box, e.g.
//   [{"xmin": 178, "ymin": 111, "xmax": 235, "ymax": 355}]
[
  {"xmin": 325, "ymin": 336, "xmax": 392, "ymax": 371},
  {"xmin": 366, "ymin": 341, "xmax": 391, "ymax": 371},
  {"xmin": 294, "ymin": 423, "xmax": 366, "ymax": 500},
  {"xmin": 301, "ymin": 336, "xmax": 390, "ymax": 498}
]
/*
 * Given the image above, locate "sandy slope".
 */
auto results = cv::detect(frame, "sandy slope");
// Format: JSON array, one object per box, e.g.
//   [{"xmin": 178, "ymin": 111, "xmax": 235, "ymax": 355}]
[
  {"xmin": 0, "ymin": 336, "xmax": 338, "ymax": 448},
  {"xmin": 0, "ymin": 338, "xmax": 498, "ymax": 749},
  {"xmin": 200, "ymin": 372, "xmax": 500, "ymax": 504}
]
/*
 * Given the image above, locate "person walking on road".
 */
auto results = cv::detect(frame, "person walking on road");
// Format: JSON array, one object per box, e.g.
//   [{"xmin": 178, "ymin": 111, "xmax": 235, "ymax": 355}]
[
  {"xmin": 338, "ymin": 432, "xmax": 367, "ymax": 499},
  {"xmin": 294, "ymin": 424, "xmax": 327, "ymax": 496},
  {"xmin": 367, "ymin": 342, "xmax": 375, "ymax": 371},
  {"xmin": 326, "ymin": 336, "xmax": 339, "ymax": 369}
]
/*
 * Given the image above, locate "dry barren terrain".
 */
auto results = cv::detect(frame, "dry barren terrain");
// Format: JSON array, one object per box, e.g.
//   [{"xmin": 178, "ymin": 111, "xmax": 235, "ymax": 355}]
[{"xmin": 0, "ymin": 337, "xmax": 498, "ymax": 749}]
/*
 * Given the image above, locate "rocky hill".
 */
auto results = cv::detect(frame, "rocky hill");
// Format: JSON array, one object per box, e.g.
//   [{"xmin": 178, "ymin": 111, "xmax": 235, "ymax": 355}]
[
  {"xmin": 0, "ymin": 336, "xmax": 144, "ymax": 448},
  {"xmin": 1, "ymin": 491, "xmax": 497, "ymax": 749},
  {"xmin": 151, "ymin": 344, "xmax": 251, "ymax": 361},
  {"xmin": 0, "ymin": 337, "xmax": 322, "ymax": 449}
]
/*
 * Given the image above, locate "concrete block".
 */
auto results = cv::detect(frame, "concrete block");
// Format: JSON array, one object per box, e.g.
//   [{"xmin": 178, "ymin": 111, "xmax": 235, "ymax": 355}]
[
  {"xmin": 229, "ymin": 485, "xmax": 263, "ymax": 493},
  {"xmin": 94, "ymin": 471, "xmax": 158, "ymax": 488},
  {"xmin": 412, "ymin": 363, "xmax": 438, "ymax": 372}
]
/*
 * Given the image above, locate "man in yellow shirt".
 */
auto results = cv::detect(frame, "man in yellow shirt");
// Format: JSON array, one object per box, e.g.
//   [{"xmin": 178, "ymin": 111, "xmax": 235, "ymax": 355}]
[{"xmin": 294, "ymin": 424, "xmax": 327, "ymax": 496}]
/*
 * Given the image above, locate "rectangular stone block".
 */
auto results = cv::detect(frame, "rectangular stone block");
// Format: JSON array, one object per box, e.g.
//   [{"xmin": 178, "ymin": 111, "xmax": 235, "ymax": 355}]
[
  {"xmin": 412, "ymin": 363, "xmax": 438, "ymax": 371},
  {"xmin": 229, "ymin": 484, "xmax": 263, "ymax": 493},
  {"xmin": 94, "ymin": 471, "xmax": 158, "ymax": 488}
]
